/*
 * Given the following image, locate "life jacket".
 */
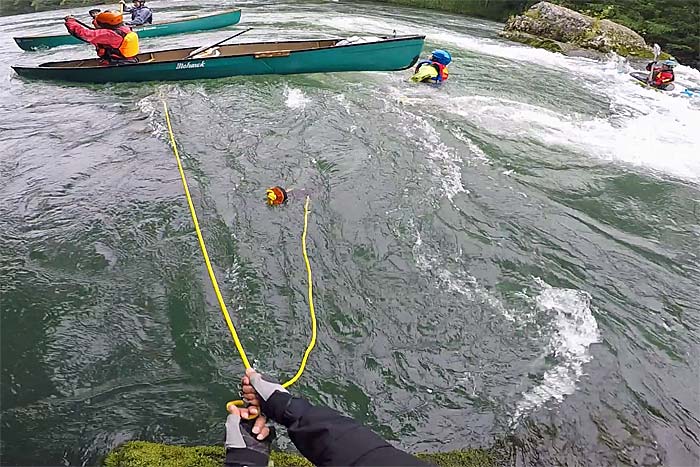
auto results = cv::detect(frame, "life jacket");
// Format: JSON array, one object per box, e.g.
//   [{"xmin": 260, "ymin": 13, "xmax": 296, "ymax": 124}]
[
  {"xmin": 97, "ymin": 26, "xmax": 139, "ymax": 61},
  {"xmin": 414, "ymin": 60, "xmax": 448, "ymax": 83},
  {"xmin": 653, "ymin": 69, "xmax": 674, "ymax": 86}
]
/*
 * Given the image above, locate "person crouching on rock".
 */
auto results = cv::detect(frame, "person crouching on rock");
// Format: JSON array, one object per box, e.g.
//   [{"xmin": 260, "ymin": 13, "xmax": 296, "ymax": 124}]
[
  {"xmin": 64, "ymin": 11, "xmax": 140, "ymax": 65},
  {"xmin": 410, "ymin": 49, "xmax": 452, "ymax": 84},
  {"xmin": 646, "ymin": 60, "xmax": 676, "ymax": 89}
]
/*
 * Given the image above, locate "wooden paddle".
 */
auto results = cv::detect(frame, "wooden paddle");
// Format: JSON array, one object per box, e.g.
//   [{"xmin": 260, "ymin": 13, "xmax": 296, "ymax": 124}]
[
  {"xmin": 186, "ymin": 28, "xmax": 252, "ymax": 59},
  {"xmin": 647, "ymin": 43, "xmax": 661, "ymax": 84}
]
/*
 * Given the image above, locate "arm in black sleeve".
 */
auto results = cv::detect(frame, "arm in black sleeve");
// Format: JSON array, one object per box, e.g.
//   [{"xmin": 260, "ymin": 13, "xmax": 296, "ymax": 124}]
[{"xmin": 264, "ymin": 391, "xmax": 430, "ymax": 466}]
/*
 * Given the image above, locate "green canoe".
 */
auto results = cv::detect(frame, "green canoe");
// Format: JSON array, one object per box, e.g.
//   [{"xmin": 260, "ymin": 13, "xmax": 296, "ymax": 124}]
[
  {"xmin": 13, "ymin": 9, "xmax": 241, "ymax": 51},
  {"xmin": 12, "ymin": 35, "xmax": 425, "ymax": 84}
]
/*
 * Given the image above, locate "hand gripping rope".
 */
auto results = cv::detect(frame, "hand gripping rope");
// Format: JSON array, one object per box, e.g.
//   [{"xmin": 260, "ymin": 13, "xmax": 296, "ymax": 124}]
[{"xmin": 162, "ymin": 101, "xmax": 317, "ymax": 411}]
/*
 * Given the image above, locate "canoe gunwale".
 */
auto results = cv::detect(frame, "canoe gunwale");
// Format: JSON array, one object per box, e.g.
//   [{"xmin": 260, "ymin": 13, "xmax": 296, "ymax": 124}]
[{"xmin": 25, "ymin": 35, "xmax": 426, "ymax": 71}]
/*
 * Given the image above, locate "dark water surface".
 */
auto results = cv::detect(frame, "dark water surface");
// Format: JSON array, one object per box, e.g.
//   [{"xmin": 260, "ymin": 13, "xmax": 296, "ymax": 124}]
[{"xmin": 2, "ymin": 1, "xmax": 700, "ymax": 466}]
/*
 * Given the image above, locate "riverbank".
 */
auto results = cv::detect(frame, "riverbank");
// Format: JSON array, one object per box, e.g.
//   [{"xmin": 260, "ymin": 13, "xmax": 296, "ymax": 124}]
[
  {"xmin": 370, "ymin": 0, "xmax": 698, "ymax": 69},
  {"xmin": 104, "ymin": 441, "xmax": 507, "ymax": 466}
]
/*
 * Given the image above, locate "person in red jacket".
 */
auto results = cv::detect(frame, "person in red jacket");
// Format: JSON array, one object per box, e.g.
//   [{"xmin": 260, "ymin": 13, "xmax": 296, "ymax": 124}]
[
  {"xmin": 64, "ymin": 10, "xmax": 140, "ymax": 65},
  {"xmin": 646, "ymin": 60, "xmax": 676, "ymax": 89}
]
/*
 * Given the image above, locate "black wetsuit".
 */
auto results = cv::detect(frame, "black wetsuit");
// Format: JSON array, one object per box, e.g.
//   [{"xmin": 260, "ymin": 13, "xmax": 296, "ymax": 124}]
[{"xmin": 225, "ymin": 392, "xmax": 430, "ymax": 466}]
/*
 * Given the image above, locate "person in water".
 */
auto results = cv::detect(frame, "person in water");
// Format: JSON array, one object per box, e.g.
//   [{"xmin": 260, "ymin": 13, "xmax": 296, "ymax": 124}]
[
  {"xmin": 223, "ymin": 368, "xmax": 430, "ymax": 466},
  {"xmin": 646, "ymin": 59, "xmax": 676, "ymax": 89},
  {"xmin": 410, "ymin": 49, "xmax": 452, "ymax": 84},
  {"xmin": 120, "ymin": 0, "xmax": 153, "ymax": 26}
]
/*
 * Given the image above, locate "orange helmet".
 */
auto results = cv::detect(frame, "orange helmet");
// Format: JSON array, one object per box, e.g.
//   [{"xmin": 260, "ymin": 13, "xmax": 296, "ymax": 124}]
[{"xmin": 95, "ymin": 10, "xmax": 123, "ymax": 27}]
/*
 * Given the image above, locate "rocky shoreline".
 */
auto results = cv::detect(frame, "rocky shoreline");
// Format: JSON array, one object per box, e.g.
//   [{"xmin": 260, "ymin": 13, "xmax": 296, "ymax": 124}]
[{"xmin": 500, "ymin": 2, "xmax": 671, "ymax": 61}]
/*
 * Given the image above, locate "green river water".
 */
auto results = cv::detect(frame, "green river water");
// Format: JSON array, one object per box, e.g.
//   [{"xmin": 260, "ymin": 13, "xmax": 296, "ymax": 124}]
[{"xmin": 1, "ymin": 1, "xmax": 699, "ymax": 465}]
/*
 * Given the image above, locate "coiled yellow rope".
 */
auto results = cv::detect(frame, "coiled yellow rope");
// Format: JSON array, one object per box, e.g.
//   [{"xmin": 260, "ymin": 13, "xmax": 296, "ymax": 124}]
[{"xmin": 162, "ymin": 100, "xmax": 316, "ymax": 390}]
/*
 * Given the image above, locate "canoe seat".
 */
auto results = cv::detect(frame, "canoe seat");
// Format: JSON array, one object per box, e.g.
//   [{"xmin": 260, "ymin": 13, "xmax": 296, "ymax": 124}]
[
  {"xmin": 254, "ymin": 50, "xmax": 291, "ymax": 59},
  {"xmin": 191, "ymin": 48, "xmax": 221, "ymax": 59}
]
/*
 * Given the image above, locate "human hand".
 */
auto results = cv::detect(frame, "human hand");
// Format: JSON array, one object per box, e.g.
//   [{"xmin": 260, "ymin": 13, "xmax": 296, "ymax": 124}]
[
  {"xmin": 242, "ymin": 368, "xmax": 288, "ymax": 404},
  {"xmin": 226, "ymin": 404, "xmax": 273, "ymax": 444}
]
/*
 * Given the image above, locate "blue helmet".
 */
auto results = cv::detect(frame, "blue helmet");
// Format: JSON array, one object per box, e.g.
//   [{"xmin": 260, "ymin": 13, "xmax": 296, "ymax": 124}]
[
  {"xmin": 431, "ymin": 49, "xmax": 452, "ymax": 66},
  {"xmin": 662, "ymin": 59, "xmax": 677, "ymax": 67}
]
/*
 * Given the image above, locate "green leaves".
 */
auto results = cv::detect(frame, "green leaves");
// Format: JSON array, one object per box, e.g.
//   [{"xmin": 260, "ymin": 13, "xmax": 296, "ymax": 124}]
[
  {"xmin": 553, "ymin": 0, "xmax": 699, "ymax": 67},
  {"xmin": 0, "ymin": 0, "xmax": 94, "ymax": 16}
]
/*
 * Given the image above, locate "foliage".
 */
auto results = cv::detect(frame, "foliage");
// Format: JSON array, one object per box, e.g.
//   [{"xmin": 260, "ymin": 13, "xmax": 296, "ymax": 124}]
[
  {"xmin": 373, "ymin": 0, "xmax": 531, "ymax": 21},
  {"xmin": 553, "ymin": 0, "xmax": 699, "ymax": 67},
  {"xmin": 0, "ymin": 0, "xmax": 94, "ymax": 16},
  {"xmin": 103, "ymin": 441, "xmax": 497, "ymax": 467}
]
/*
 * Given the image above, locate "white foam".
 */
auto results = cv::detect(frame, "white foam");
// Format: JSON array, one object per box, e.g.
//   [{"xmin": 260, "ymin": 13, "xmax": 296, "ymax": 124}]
[
  {"xmin": 412, "ymin": 227, "xmax": 599, "ymax": 422},
  {"xmin": 443, "ymin": 93, "xmax": 700, "ymax": 183},
  {"xmin": 321, "ymin": 9, "xmax": 700, "ymax": 183},
  {"xmin": 137, "ymin": 96, "xmax": 165, "ymax": 137},
  {"xmin": 412, "ymin": 115, "xmax": 468, "ymax": 200},
  {"xmin": 284, "ymin": 87, "xmax": 310, "ymax": 110},
  {"xmin": 411, "ymin": 223, "xmax": 515, "ymax": 316},
  {"xmin": 314, "ymin": 14, "xmax": 600, "ymax": 74},
  {"xmin": 512, "ymin": 280, "xmax": 600, "ymax": 423}
]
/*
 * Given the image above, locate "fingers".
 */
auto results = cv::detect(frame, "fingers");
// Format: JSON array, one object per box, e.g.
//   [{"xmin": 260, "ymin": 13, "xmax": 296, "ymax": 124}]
[
  {"xmin": 237, "ymin": 407, "xmax": 257, "ymax": 420},
  {"xmin": 243, "ymin": 395, "xmax": 260, "ymax": 408},
  {"xmin": 239, "ymin": 403, "xmax": 259, "ymax": 417},
  {"xmin": 241, "ymin": 379, "xmax": 261, "ymax": 407},
  {"xmin": 252, "ymin": 416, "xmax": 269, "ymax": 440}
]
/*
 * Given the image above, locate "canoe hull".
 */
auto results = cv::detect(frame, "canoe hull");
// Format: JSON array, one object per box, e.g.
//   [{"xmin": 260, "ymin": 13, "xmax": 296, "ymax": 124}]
[
  {"xmin": 14, "ymin": 9, "xmax": 242, "ymax": 51},
  {"xmin": 12, "ymin": 36, "xmax": 424, "ymax": 84}
]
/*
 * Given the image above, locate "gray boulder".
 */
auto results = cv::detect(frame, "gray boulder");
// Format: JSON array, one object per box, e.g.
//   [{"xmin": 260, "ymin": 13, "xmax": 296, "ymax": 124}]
[{"xmin": 502, "ymin": 1, "xmax": 658, "ymax": 58}]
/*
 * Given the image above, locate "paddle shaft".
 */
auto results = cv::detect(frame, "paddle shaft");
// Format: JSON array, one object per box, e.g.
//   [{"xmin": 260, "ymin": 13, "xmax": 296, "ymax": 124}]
[
  {"xmin": 648, "ymin": 43, "xmax": 661, "ymax": 84},
  {"xmin": 64, "ymin": 18, "xmax": 93, "ymax": 43},
  {"xmin": 187, "ymin": 27, "xmax": 252, "ymax": 59}
]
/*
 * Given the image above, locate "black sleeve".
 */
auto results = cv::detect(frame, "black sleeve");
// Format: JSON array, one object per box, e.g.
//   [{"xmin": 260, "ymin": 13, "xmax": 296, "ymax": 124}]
[
  {"xmin": 223, "ymin": 419, "xmax": 273, "ymax": 467},
  {"xmin": 223, "ymin": 448, "xmax": 268, "ymax": 467},
  {"xmin": 263, "ymin": 392, "xmax": 431, "ymax": 466}
]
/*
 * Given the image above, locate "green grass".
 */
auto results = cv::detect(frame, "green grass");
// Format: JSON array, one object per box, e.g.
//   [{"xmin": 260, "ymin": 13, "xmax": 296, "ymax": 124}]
[{"xmin": 104, "ymin": 441, "xmax": 498, "ymax": 467}]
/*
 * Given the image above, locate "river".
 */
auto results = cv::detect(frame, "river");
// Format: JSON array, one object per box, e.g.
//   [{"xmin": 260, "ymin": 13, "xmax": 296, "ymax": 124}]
[{"xmin": 1, "ymin": 1, "xmax": 699, "ymax": 466}]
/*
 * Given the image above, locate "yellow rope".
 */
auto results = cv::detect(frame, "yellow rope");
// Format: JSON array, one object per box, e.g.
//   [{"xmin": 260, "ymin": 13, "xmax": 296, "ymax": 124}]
[
  {"xmin": 162, "ymin": 100, "xmax": 317, "ymax": 389},
  {"xmin": 282, "ymin": 196, "xmax": 317, "ymax": 388}
]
